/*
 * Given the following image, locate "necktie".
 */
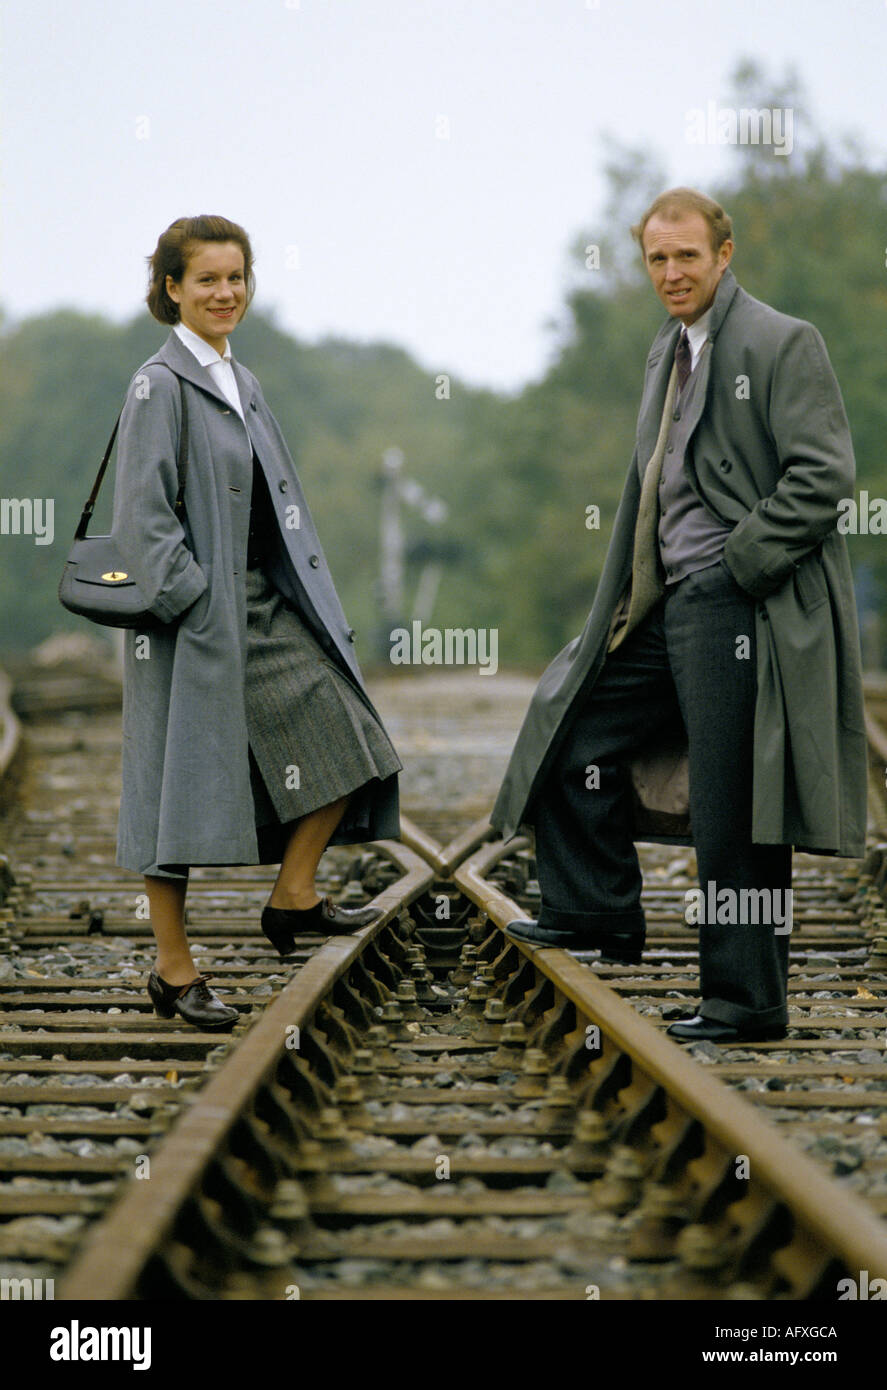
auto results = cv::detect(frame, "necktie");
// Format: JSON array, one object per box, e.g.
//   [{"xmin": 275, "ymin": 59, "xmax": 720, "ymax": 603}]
[{"xmin": 675, "ymin": 329, "xmax": 691, "ymax": 393}]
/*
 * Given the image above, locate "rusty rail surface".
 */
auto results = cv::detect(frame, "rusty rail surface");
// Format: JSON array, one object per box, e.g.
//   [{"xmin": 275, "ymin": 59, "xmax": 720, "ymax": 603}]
[
  {"xmin": 57, "ymin": 838, "xmax": 433, "ymax": 1300},
  {"xmin": 0, "ymin": 663, "xmax": 885, "ymax": 1300},
  {"xmin": 455, "ymin": 837, "xmax": 887, "ymax": 1293},
  {"xmin": 55, "ymin": 812, "xmax": 887, "ymax": 1300}
]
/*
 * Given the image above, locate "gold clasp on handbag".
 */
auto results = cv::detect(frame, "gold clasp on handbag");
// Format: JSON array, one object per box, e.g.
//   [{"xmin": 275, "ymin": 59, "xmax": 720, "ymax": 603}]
[{"xmin": 101, "ymin": 570, "xmax": 129, "ymax": 582}]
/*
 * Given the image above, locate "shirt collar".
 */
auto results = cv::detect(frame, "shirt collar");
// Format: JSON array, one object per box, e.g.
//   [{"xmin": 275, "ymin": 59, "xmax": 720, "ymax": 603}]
[
  {"xmin": 682, "ymin": 304, "xmax": 714, "ymax": 356},
  {"xmin": 174, "ymin": 320, "xmax": 232, "ymax": 366}
]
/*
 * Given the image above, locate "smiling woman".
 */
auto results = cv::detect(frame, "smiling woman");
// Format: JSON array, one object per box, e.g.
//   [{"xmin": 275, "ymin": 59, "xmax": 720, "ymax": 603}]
[
  {"xmin": 106, "ymin": 214, "xmax": 402, "ymax": 1031},
  {"xmin": 172, "ymin": 246, "xmax": 243, "ymax": 336},
  {"xmin": 146, "ymin": 213, "xmax": 256, "ymax": 343},
  {"xmin": 165, "ymin": 242, "xmax": 248, "ymax": 350}
]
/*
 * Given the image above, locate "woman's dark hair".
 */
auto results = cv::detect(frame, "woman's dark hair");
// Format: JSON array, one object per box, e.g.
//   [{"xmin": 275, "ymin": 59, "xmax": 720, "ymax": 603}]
[{"xmin": 146, "ymin": 215, "xmax": 256, "ymax": 324}]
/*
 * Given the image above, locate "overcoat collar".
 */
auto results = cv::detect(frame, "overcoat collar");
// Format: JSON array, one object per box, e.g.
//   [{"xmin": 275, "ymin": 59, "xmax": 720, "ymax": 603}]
[
  {"xmin": 645, "ymin": 265, "xmax": 740, "ymax": 370},
  {"xmin": 153, "ymin": 330, "xmax": 257, "ymax": 415},
  {"xmin": 704, "ymin": 263, "xmax": 740, "ymax": 339}
]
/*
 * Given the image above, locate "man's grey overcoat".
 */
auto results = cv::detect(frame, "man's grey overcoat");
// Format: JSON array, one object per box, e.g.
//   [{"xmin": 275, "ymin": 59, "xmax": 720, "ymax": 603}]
[
  {"xmin": 491, "ymin": 268, "xmax": 867, "ymax": 858},
  {"xmin": 111, "ymin": 330, "xmax": 399, "ymax": 874}
]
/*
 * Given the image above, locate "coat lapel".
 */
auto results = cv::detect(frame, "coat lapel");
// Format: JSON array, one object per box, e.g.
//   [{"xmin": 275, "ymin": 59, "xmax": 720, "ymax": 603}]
[
  {"xmin": 230, "ymin": 359, "xmax": 257, "ymax": 414},
  {"xmin": 637, "ymin": 326, "xmax": 682, "ymax": 476},
  {"xmin": 678, "ymin": 267, "xmax": 740, "ymax": 441},
  {"xmin": 705, "ymin": 265, "xmax": 740, "ymax": 338},
  {"xmin": 154, "ymin": 332, "xmax": 241, "ymax": 414},
  {"xmin": 610, "ymin": 363, "xmax": 679, "ymax": 652},
  {"xmin": 636, "ymin": 266, "xmax": 741, "ymax": 475}
]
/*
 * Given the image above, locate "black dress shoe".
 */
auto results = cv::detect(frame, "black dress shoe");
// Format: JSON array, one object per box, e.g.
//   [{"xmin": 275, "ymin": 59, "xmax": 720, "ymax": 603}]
[
  {"xmin": 666, "ymin": 1014, "xmax": 787, "ymax": 1044},
  {"xmin": 147, "ymin": 971, "xmax": 239, "ymax": 1030},
  {"xmin": 261, "ymin": 896, "xmax": 383, "ymax": 955},
  {"xmin": 505, "ymin": 918, "xmax": 644, "ymax": 965}
]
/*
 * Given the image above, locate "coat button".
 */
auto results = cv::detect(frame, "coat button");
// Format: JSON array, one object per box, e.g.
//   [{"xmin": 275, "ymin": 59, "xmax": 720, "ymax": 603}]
[
  {"xmin": 666, "ymin": 444, "xmax": 674, "ymax": 453},
  {"xmin": 278, "ymin": 480, "xmax": 288, "ymax": 492},
  {"xmin": 250, "ymin": 401, "xmax": 257, "ymax": 411},
  {"xmin": 309, "ymin": 554, "xmax": 320, "ymax": 568},
  {"xmin": 719, "ymin": 458, "xmax": 732, "ymax": 472},
  {"xmin": 347, "ymin": 628, "xmax": 356, "ymax": 642},
  {"xmin": 672, "ymin": 409, "xmax": 681, "ymax": 420}
]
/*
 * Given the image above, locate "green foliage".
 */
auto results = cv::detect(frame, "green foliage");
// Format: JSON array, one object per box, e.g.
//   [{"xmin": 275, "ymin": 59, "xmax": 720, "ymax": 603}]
[{"xmin": 2, "ymin": 59, "xmax": 885, "ymax": 666}]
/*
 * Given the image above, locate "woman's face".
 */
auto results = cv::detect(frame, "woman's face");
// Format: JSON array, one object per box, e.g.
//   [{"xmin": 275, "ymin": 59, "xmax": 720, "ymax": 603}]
[{"xmin": 165, "ymin": 240, "xmax": 247, "ymax": 353}]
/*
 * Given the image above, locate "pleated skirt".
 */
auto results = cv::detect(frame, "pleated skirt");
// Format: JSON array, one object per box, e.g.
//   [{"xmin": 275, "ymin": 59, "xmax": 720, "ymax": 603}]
[
  {"xmin": 243, "ymin": 562, "xmax": 401, "ymax": 826},
  {"xmin": 144, "ymin": 562, "xmax": 401, "ymax": 878}
]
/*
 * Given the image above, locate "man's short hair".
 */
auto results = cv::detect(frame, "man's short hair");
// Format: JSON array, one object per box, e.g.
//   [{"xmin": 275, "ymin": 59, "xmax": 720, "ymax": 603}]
[{"xmin": 631, "ymin": 188, "xmax": 734, "ymax": 257}]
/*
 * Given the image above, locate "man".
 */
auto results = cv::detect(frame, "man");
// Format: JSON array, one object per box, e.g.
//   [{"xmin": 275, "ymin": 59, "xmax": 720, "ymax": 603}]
[{"xmin": 491, "ymin": 187, "xmax": 867, "ymax": 1043}]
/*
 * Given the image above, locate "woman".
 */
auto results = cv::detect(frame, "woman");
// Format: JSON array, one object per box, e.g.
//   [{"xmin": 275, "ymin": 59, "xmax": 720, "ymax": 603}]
[{"xmin": 110, "ymin": 215, "xmax": 402, "ymax": 1030}]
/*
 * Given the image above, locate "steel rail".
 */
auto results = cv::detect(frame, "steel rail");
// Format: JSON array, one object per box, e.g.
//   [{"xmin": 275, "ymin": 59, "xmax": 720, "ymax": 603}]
[
  {"xmin": 397, "ymin": 815, "xmax": 451, "ymax": 876},
  {"xmin": 453, "ymin": 836, "xmax": 887, "ymax": 1283},
  {"xmin": 8, "ymin": 664, "xmax": 887, "ymax": 1299},
  {"xmin": 399, "ymin": 813, "xmax": 493, "ymax": 878},
  {"xmin": 58, "ymin": 838, "xmax": 434, "ymax": 1300},
  {"xmin": 54, "ymin": 811, "xmax": 887, "ymax": 1299}
]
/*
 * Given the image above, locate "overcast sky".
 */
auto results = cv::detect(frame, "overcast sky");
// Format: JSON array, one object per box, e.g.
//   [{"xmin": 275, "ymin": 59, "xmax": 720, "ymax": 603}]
[{"xmin": 3, "ymin": 0, "xmax": 885, "ymax": 391}]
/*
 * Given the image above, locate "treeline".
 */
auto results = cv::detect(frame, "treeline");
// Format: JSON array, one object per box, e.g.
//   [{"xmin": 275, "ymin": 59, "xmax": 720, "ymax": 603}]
[{"xmin": 2, "ymin": 67, "xmax": 886, "ymax": 668}]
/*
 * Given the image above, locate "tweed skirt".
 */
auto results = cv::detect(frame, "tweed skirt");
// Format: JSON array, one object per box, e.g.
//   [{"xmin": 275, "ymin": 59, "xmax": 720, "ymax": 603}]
[
  {"xmin": 143, "ymin": 563, "xmax": 401, "ymax": 879},
  {"xmin": 243, "ymin": 561, "xmax": 401, "ymax": 821}
]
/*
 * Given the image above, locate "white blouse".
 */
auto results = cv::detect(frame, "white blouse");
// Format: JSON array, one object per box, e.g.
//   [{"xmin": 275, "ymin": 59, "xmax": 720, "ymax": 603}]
[{"xmin": 173, "ymin": 321, "xmax": 250, "ymax": 438}]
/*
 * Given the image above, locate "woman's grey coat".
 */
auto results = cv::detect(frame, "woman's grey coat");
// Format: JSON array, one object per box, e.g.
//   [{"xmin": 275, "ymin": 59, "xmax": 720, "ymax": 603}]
[
  {"xmin": 491, "ymin": 268, "xmax": 868, "ymax": 859},
  {"xmin": 111, "ymin": 330, "xmax": 399, "ymax": 874}
]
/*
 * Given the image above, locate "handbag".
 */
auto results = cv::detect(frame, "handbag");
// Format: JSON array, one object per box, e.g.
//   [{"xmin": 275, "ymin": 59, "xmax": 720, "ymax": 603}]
[{"xmin": 58, "ymin": 372, "xmax": 190, "ymax": 629}]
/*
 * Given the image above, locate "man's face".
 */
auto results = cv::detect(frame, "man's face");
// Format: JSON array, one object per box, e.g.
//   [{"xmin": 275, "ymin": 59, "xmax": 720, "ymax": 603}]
[{"xmin": 642, "ymin": 212, "xmax": 733, "ymax": 325}]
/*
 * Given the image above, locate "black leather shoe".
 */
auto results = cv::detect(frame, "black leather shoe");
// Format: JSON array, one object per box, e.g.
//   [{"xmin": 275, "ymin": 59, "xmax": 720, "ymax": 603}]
[
  {"xmin": 505, "ymin": 918, "xmax": 644, "ymax": 965},
  {"xmin": 666, "ymin": 1015, "xmax": 787, "ymax": 1044},
  {"xmin": 261, "ymin": 896, "xmax": 383, "ymax": 955},
  {"xmin": 147, "ymin": 971, "xmax": 239, "ymax": 1030}
]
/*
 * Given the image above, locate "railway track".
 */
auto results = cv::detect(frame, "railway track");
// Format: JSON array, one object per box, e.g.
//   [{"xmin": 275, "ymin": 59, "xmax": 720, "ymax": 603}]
[{"xmin": 1, "ymin": 655, "xmax": 886, "ymax": 1301}]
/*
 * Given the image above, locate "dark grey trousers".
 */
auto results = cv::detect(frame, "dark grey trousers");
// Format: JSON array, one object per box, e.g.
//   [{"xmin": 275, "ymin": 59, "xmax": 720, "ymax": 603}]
[{"xmin": 531, "ymin": 558, "xmax": 792, "ymax": 1028}]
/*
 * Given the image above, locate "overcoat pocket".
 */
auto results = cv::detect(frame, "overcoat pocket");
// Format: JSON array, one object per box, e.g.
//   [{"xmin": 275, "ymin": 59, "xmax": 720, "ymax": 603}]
[{"xmin": 795, "ymin": 553, "xmax": 828, "ymax": 613}]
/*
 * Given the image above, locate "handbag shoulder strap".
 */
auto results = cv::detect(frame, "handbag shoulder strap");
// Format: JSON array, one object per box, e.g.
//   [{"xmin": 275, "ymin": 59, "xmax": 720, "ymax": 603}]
[{"xmin": 75, "ymin": 367, "xmax": 189, "ymax": 539}]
